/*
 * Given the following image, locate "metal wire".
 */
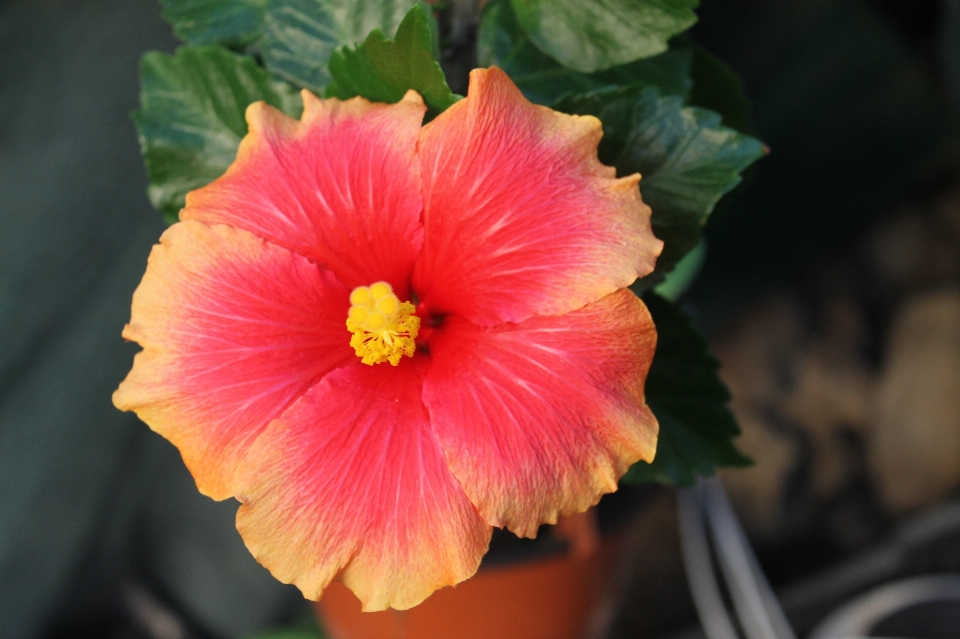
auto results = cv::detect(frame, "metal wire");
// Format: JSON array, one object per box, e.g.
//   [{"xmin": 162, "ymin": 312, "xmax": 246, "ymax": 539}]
[
  {"xmin": 677, "ymin": 477, "xmax": 797, "ymax": 639},
  {"xmin": 677, "ymin": 485, "xmax": 740, "ymax": 639},
  {"xmin": 701, "ymin": 478, "xmax": 797, "ymax": 639}
]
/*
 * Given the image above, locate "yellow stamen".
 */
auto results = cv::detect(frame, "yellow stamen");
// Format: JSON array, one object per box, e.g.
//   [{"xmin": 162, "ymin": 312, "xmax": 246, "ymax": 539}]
[
  {"xmin": 369, "ymin": 281, "xmax": 393, "ymax": 299},
  {"xmin": 376, "ymin": 295, "xmax": 399, "ymax": 316},
  {"xmin": 350, "ymin": 287, "xmax": 372, "ymax": 306},
  {"xmin": 346, "ymin": 281, "xmax": 419, "ymax": 366},
  {"xmin": 348, "ymin": 306, "xmax": 369, "ymax": 324}
]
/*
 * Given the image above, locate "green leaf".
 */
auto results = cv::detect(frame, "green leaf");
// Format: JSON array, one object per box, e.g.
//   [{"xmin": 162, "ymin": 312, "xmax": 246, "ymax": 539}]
[
  {"xmin": 509, "ymin": 0, "xmax": 699, "ymax": 73},
  {"xmin": 687, "ymin": 43, "xmax": 754, "ymax": 136},
  {"xmin": 477, "ymin": 0, "xmax": 692, "ymax": 105},
  {"xmin": 134, "ymin": 45, "xmax": 303, "ymax": 224},
  {"xmin": 160, "ymin": 0, "xmax": 268, "ymax": 47},
  {"xmin": 261, "ymin": 0, "xmax": 431, "ymax": 93},
  {"xmin": 326, "ymin": 5, "xmax": 461, "ymax": 117},
  {"xmin": 653, "ymin": 238, "xmax": 705, "ymax": 301},
  {"xmin": 622, "ymin": 292, "xmax": 751, "ymax": 486},
  {"xmin": 554, "ymin": 85, "xmax": 764, "ymax": 280}
]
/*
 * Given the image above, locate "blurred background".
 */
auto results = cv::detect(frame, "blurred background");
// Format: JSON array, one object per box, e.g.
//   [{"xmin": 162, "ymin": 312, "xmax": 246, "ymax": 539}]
[{"xmin": 2, "ymin": 0, "xmax": 960, "ymax": 637}]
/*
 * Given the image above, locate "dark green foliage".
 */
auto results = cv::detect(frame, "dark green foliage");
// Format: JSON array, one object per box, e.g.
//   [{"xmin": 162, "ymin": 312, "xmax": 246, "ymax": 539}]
[
  {"xmin": 478, "ymin": 0, "xmax": 693, "ymax": 105},
  {"xmin": 134, "ymin": 45, "xmax": 302, "ymax": 224},
  {"xmin": 509, "ymin": 0, "xmax": 699, "ymax": 73},
  {"xmin": 260, "ymin": 0, "xmax": 427, "ymax": 92},
  {"xmin": 622, "ymin": 292, "xmax": 751, "ymax": 486},
  {"xmin": 160, "ymin": 0, "xmax": 268, "ymax": 47},
  {"xmin": 555, "ymin": 86, "xmax": 765, "ymax": 282},
  {"xmin": 687, "ymin": 43, "xmax": 755, "ymax": 136},
  {"xmin": 326, "ymin": 5, "xmax": 461, "ymax": 118}
]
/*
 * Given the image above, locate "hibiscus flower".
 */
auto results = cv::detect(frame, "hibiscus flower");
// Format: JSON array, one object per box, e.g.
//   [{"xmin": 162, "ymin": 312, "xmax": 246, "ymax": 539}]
[{"xmin": 114, "ymin": 67, "xmax": 662, "ymax": 611}]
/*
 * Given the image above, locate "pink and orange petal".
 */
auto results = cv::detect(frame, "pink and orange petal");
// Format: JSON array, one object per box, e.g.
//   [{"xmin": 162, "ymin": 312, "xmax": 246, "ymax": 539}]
[
  {"xmin": 113, "ymin": 221, "xmax": 356, "ymax": 499},
  {"xmin": 413, "ymin": 68, "xmax": 662, "ymax": 326},
  {"xmin": 423, "ymin": 289, "xmax": 658, "ymax": 538},
  {"xmin": 183, "ymin": 90, "xmax": 427, "ymax": 299},
  {"xmin": 234, "ymin": 360, "xmax": 491, "ymax": 611}
]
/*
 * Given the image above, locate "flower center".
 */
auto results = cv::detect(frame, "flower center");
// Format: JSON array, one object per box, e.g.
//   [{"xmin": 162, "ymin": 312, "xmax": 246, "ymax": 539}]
[{"xmin": 346, "ymin": 281, "xmax": 420, "ymax": 366}]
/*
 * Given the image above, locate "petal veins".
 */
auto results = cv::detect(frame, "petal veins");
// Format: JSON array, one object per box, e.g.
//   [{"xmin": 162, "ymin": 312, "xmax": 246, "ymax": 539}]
[
  {"xmin": 234, "ymin": 359, "xmax": 491, "ymax": 610},
  {"xmin": 413, "ymin": 67, "xmax": 662, "ymax": 325},
  {"xmin": 423, "ymin": 289, "xmax": 659, "ymax": 537},
  {"xmin": 113, "ymin": 221, "xmax": 355, "ymax": 499},
  {"xmin": 183, "ymin": 90, "xmax": 427, "ymax": 299}
]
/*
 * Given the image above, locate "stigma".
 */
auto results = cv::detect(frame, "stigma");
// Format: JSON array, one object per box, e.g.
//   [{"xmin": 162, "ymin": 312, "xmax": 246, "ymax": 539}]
[{"xmin": 346, "ymin": 281, "xmax": 420, "ymax": 366}]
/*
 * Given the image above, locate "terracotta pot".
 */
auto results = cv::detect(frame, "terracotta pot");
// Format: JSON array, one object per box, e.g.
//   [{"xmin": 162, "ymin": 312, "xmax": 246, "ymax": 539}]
[{"xmin": 315, "ymin": 510, "xmax": 636, "ymax": 639}]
